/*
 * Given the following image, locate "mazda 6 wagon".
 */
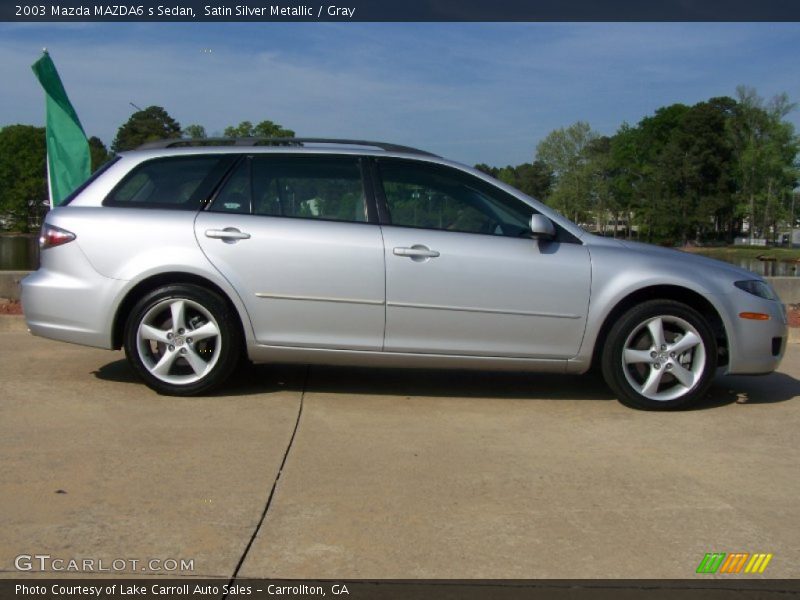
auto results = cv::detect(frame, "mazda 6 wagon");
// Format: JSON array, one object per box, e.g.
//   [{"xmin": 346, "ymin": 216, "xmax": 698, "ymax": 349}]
[{"xmin": 21, "ymin": 138, "xmax": 787, "ymax": 409}]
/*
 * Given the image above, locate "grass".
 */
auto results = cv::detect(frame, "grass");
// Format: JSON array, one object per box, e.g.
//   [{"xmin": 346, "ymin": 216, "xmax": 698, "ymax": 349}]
[{"xmin": 682, "ymin": 246, "xmax": 800, "ymax": 261}]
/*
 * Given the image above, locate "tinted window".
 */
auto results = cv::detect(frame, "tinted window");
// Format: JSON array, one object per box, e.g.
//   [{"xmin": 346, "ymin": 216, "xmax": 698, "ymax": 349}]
[
  {"xmin": 254, "ymin": 157, "xmax": 366, "ymax": 222},
  {"xmin": 209, "ymin": 156, "xmax": 367, "ymax": 222},
  {"xmin": 105, "ymin": 156, "xmax": 228, "ymax": 210},
  {"xmin": 378, "ymin": 160, "xmax": 533, "ymax": 237}
]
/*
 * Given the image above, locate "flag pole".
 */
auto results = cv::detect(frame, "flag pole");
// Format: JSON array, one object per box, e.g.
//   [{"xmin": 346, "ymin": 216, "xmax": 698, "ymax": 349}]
[
  {"xmin": 45, "ymin": 155, "xmax": 53, "ymax": 209},
  {"xmin": 42, "ymin": 48, "xmax": 53, "ymax": 209}
]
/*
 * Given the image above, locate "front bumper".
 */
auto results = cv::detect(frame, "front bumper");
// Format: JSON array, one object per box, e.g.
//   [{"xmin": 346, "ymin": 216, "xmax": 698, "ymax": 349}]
[{"xmin": 715, "ymin": 291, "xmax": 787, "ymax": 375}]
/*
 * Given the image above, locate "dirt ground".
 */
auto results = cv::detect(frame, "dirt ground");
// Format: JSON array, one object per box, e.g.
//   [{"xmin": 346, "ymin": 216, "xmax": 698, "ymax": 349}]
[
  {"xmin": 788, "ymin": 304, "xmax": 800, "ymax": 327},
  {"xmin": 0, "ymin": 299, "xmax": 21, "ymax": 315}
]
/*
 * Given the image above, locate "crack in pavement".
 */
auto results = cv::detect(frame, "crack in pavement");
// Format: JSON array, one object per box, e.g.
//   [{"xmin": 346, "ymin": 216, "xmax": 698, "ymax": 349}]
[{"xmin": 224, "ymin": 365, "xmax": 310, "ymax": 594}]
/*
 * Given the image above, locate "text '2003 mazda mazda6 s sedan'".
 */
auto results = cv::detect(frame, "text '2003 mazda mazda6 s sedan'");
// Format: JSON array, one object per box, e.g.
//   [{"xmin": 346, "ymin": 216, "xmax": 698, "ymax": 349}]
[{"xmin": 22, "ymin": 138, "xmax": 787, "ymax": 410}]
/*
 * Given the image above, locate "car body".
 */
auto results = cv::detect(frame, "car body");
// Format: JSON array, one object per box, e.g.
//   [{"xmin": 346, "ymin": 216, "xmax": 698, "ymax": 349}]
[{"xmin": 21, "ymin": 139, "xmax": 787, "ymax": 409}]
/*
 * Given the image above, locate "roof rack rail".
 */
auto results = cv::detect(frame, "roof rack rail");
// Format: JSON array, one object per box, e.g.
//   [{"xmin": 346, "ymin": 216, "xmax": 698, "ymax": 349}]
[{"xmin": 136, "ymin": 137, "xmax": 438, "ymax": 156}]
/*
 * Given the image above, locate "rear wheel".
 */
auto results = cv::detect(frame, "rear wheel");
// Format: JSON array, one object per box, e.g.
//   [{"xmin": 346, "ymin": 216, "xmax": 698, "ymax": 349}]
[
  {"xmin": 601, "ymin": 300, "xmax": 717, "ymax": 410},
  {"xmin": 124, "ymin": 284, "xmax": 241, "ymax": 396}
]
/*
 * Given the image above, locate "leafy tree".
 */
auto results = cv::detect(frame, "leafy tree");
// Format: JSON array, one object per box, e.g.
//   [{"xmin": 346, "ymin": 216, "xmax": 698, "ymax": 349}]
[
  {"xmin": 474, "ymin": 162, "xmax": 553, "ymax": 200},
  {"xmin": 112, "ymin": 106, "xmax": 181, "ymax": 152},
  {"xmin": 729, "ymin": 87, "xmax": 798, "ymax": 242},
  {"xmin": 474, "ymin": 163, "xmax": 499, "ymax": 177},
  {"xmin": 606, "ymin": 123, "xmax": 645, "ymax": 239},
  {"xmin": 182, "ymin": 124, "xmax": 207, "ymax": 139},
  {"xmin": 223, "ymin": 120, "xmax": 295, "ymax": 138},
  {"xmin": 498, "ymin": 162, "xmax": 553, "ymax": 200},
  {"xmin": 654, "ymin": 98, "xmax": 736, "ymax": 244},
  {"xmin": 528, "ymin": 88, "xmax": 797, "ymax": 245},
  {"xmin": 583, "ymin": 136, "xmax": 615, "ymax": 235},
  {"xmin": 536, "ymin": 121, "xmax": 598, "ymax": 223},
  {"xmin": 625, "ymin": 104, "xmax": 689, "ymax": 242},
  {"xmin": 0, "ymin": 125, "xmax": 47, "ymax": 232},
  {"xmin": 88, "ymin": 136, "xmax": 111, "ymax": 172}
]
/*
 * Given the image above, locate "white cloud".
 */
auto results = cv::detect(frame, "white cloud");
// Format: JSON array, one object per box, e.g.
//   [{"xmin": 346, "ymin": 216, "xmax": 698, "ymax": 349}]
[{"xmin": 1, "ymin": 22, "xmax": 798, "ymax": 165}]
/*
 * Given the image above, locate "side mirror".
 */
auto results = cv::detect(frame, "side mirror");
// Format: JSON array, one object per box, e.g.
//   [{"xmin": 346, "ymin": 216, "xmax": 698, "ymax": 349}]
[{"xmin": 530, "ymin": 214, "xmax": 556, "ymax": 240}]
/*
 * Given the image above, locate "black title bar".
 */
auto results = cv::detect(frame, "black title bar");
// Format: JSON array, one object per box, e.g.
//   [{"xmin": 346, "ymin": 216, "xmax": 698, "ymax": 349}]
[
  {"xmin": 5, "ymin": 579, "xmax": 800, "ymax": 600},
  {"xmin": 4, "ymin": 0, "xmax": 800, "ymax": 22}
]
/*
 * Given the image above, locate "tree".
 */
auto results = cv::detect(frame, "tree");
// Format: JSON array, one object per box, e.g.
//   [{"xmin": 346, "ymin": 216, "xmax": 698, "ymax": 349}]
[
  {"xmin": 526, "ymin": 89, "xmax": 797, "ymax": 245},
  {"xmin": 112, "ymin": 106, "xmax": 181, "ymax": 152},
  {"xmin": 729, "ymin": 87, "xmax": 798, "ymax": 242},
  {"xmin": 658, "ymin": 98, "xmax": 736, "ymax": 244},
  {"xmin": 606, "ymin": 123, "xmax": 643, "ymax": 239},
  {"xmin": 625, "ymin": 104, "xmax": 689, "ymax": 242},
  {"xmin": 473, "ymin": 161, "xmax": 552, "ymax": 200},
  {"xmin": 88, "ymin": 136, "xmax": 111, "ymax": 172},
  {"xmin": 182, "ymin": 124, "xmax": 207, "ymax": 139},
  {"xmin": 583, "ymin": 136, "xmax": 615, "ymax": 235},
  {"xmin": 536, "ymin": 121, "xmax": 598, "ymax": 223},
  {"xmin": 497, "ymin": 162, "xmax": 553, "ymax": 200},
  {"xmin": 223, "ymin": 120, "xmax": 295, "ymax": 138},
  {"xmin": 0, "ymin": 125, "xmax": 47, "ymax": 232},
  {"xmin": 474, "ymin": 163, "xmax": 499, "ymax": 177}
]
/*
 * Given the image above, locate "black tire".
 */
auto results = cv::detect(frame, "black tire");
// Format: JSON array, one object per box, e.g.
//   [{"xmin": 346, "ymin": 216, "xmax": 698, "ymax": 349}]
[
  {"xmin": 601, "ymin": 299, "xmax": 717, "ymax": 410},
  {"xmin": 123, "ymin": 284, "xmax": 242, "ymax": 396}
]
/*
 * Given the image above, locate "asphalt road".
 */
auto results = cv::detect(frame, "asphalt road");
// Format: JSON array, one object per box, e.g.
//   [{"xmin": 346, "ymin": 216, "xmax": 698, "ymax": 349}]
[{"xmin": 1, "ymin": 322, "xmax": 798, "ymax": 579}]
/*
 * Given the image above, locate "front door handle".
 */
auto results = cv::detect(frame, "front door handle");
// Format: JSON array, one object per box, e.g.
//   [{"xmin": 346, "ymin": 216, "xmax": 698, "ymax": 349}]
[
  {"xmin": 393, "ymin": 245, "xmax": 440, "ymax": 260},
  {"xmin": 205, "ymin": 228, "xmax": 251, "ymax": 242}
]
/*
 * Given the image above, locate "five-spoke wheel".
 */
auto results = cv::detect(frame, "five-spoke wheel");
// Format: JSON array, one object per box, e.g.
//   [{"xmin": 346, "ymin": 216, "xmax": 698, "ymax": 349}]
[
  {"xmin": 124, "ymin": 284, "xmax": 241, "ymax": 395},
  {"xmin": 602, "ymin": 300, "xmax": 717, "ymax": 410}
]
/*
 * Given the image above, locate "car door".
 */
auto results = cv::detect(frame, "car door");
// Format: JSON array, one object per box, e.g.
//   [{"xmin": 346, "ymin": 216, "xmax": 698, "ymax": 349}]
[
  {"xmin": 375, "ymin": 158, "xmax": 591, "ymax": 359},
  {"xmin": 195, "ymin": 154, "xmax": 385, "ymax": 350}
]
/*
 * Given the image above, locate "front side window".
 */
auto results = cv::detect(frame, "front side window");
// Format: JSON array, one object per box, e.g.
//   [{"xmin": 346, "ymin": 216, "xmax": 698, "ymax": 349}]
[
  {"xmin": 210, "ymin": 156, "xmax": 367, "ymax": 223},
  {"xmin": 105, "ymin": 155, "xmax": 230, "ymax": 210},
  {"xmin": 378, "ymin": 159, "xmax": 533, "ymax": 237}
]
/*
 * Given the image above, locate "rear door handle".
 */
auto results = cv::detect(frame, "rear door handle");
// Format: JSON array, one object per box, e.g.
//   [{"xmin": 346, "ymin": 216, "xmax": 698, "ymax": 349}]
[
  {"xmin": 205, "ymin": 228, "xmax": 251, "ymax": 242},
  {"xmin": 393, "ymin": 245, "xmax": 440, "ymax": 259}
]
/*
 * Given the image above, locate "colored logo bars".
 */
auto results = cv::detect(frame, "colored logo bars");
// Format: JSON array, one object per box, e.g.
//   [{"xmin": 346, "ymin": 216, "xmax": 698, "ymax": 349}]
[{"xmin": 697, "ymin": 552, "xmax": 773, "ymax": 574}]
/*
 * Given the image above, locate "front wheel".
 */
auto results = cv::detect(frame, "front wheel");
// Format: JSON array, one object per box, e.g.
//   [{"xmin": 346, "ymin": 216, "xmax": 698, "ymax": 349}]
[
  {"xmin": 124, "ymin": 284, "xmax": 242, "ymax": 396},
  {"xmin": 601, "ymin": 300, "xmax": 717, "ymax": 410}
]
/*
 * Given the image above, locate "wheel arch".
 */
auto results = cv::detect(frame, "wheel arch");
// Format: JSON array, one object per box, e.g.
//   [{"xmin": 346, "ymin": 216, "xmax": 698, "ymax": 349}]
[
  {"xmin": 111, "ymin": 272, "xmax": 249, "ymax": 351},
  {"xmin": 590, "ymin": 285, "xmax": 729, "ymax": 371}
]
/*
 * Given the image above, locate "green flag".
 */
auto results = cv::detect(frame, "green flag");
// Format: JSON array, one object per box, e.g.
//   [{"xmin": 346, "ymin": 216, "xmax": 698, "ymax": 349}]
[{"xmin": 31, "ymin": 51, "xmax": 91, "ymax": 206}]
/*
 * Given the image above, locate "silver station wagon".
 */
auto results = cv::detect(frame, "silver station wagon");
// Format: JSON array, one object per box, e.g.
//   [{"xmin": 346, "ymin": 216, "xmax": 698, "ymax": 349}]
[{"xmin": 22, "ymin": 138, "xmax": 787, "ymax": 409}]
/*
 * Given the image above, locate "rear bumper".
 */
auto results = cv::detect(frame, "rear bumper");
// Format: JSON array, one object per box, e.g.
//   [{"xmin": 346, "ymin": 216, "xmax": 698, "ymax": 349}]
[{"xmin": 21, "ymin": 243, "xmax": 124, "ymax": 350}]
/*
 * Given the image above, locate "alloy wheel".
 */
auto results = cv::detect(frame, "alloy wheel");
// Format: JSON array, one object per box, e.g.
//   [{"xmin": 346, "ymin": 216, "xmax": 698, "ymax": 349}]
[
  {"xmin": 621, "ymin": 315, "xmax": 706, "ymax": 402},
  {"xmin": 136, "ymin": 298, "xmax": 222, "ymax": 385}
]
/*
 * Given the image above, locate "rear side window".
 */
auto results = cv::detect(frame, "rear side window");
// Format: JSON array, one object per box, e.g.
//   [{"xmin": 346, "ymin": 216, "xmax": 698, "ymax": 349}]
[
  {"xmin": 104, "ymin": 155, "xmax": 232, "ymax": 210},
  {"xmin": 209, "ymin": 156, "xmax": 367, "ymax": 223}
]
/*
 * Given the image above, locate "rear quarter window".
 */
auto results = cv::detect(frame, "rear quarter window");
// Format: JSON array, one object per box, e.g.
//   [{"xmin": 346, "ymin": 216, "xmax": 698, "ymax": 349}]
[{"xmin": 104, "ymin": 155, "xmax": 233, "ymax": 210}]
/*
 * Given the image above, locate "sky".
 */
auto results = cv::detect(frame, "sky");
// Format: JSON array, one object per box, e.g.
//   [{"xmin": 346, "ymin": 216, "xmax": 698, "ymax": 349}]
[{"xmin": 1, "ymin": 22, "xmax": 799, "ymax": 166}]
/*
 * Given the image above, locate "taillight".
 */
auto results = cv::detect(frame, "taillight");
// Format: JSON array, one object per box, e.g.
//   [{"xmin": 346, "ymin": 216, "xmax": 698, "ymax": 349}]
[{"xmin": 39, "ymin": 224, "xmax": 76, "ymax": 250}]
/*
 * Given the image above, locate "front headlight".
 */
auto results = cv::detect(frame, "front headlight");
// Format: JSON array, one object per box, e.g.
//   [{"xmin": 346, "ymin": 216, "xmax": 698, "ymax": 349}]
[{"xmin": 734, "ymin": 280, "xmax": 778, "ymax": 301}]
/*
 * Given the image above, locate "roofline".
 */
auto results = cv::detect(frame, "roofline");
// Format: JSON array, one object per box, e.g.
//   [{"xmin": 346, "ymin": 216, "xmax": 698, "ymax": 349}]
[{"xmin": 135, "ymin": 137, "xmax": 439, "ymax": 157}]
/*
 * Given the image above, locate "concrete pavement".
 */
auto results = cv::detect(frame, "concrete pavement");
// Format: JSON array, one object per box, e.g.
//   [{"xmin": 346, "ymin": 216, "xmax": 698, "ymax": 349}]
[
  {"xmin": 0, "ymin": 329, "xmax": 306, "ymax": 578},
  {"xmin": 1, "ymin": 326, "xmax": 798, "ymax": 579}
]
